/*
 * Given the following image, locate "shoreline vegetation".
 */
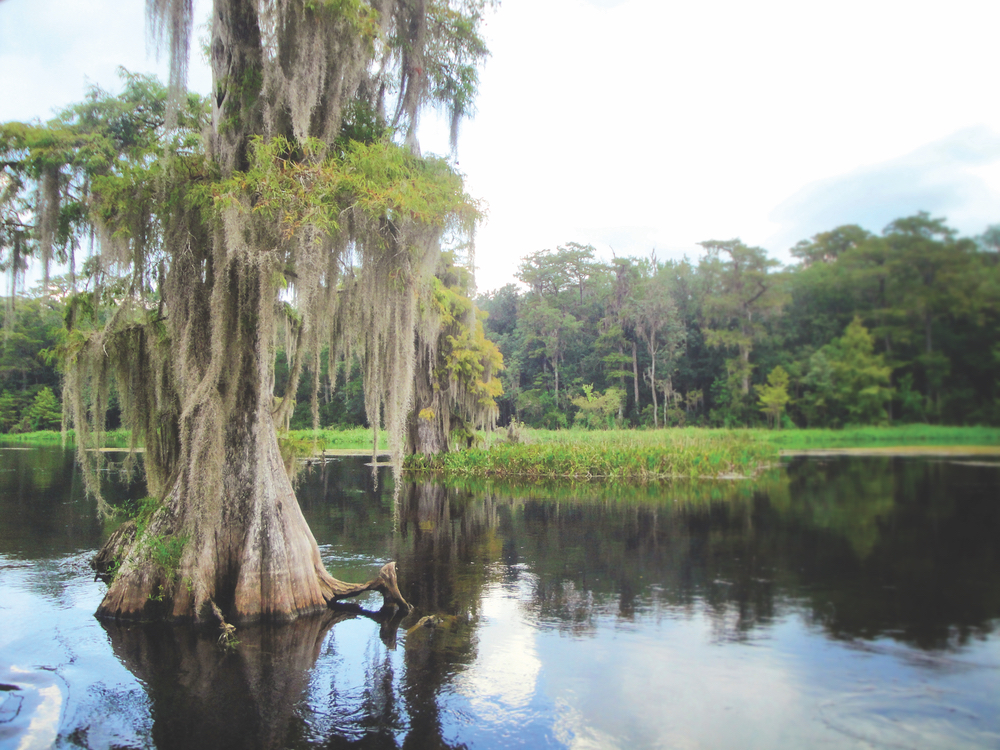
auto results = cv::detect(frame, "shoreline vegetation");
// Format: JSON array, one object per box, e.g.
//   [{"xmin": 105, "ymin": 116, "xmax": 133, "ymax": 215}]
[
  {"xmin": 406, "ymin": 432, "xmax": 775, "ymax": 480},
  {"xmin": 5, "ymin": 425, "xmax": 997, "ymax": 481},
  {"xmin": 404, "ymin": 425, "xmax": 1000, "ymax": 480}
]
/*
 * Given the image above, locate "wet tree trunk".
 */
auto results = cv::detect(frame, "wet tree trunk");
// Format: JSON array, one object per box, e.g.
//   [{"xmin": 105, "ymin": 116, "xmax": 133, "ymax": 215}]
[{"xmin": 95, "ymin": 259, "xmax": 408, "ymax": 623}]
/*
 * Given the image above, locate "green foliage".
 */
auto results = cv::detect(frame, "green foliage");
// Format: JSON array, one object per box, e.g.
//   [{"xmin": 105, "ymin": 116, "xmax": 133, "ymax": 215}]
[
  {"xmin": 303, "ymin": 0, "xmax": 381, "ymax": 41},
  {"xmin": 25, "ymin": 386, "xmax": 61, "ymax": 431},
  {"xmin": 1, "ymin": 70, "xmax": 209, "ymax": 285},
  {"xmin": 277, "ymin": 432, "xmax": 316, "ymax": 469},
  {"xmin": 0, "ymin": 392, "xmax": 19, "ymax": 432},
  {"xmin": 755, "ymin": 365, "xmax": 790, "ymax": 429},
  {"xmin": 0, "ymin": 427, "xmax": 129, "ymax": 447},
  {"xmin": 407, "ymin": 424, "xmax": 998, "ymax": 485},
  {"xmin": 0, "ymin": 294, "xmax": 65, "ymax": 433},
  {"xmin": 429, "ymin": 276, "xmax": 504, "ymax": 413},
  {"xmin": 570, "ymin": 384, "xmax": 624, "ymax": 429},
  {"xmin": 218, "ymin": 135, "xmax": 479, "ymax": 239},
  {"xmin": 515, "ymin": 387, "xmax": 566, "ymax": 429},
  {"xmin": 699, "ymin": 239, "xmax": 785, "ymax": 396},
  {"xmin": 632, "ymin": 256, "xmax": 686, "ymax": 428},
  {"xmin": 129, "ymin": 495, "xmax": 187, "ymax": 586},
  {"xmin": 406, "ymin": 251, "xmax": 505, "ymax": 453},
  {"xmin": 285, "ymin": 427, "xmax": 389, "ymax": 451},
  {"xmin": 708, "ymin": 371, "xmax": 753, "ymax": 427},
  {"xmin": 762, "ymin": 424, "xmax": 1000, "ymax": 450},
  {"xmin": 147, "ymin": 533, "xmax": 187, "ymax": 584},
  {"xmin": 422, "ymin": 0, "xmax": 492, "ymax": 149},
  {"xmin": 407, "ymin": 428, "xmax": 778, "ymax": 480},
  {"xmin": 475, "ymin": 209, "xmax": 998, "ymax": 432},
  {"xmin": 800, "ymin": 318, "xmax": 892, "ymax": 426}
]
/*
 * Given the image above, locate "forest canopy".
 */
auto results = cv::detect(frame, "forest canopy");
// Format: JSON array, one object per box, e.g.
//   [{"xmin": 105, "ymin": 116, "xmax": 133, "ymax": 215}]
[{"xmin": 477, "ymin": 219, "xmax": 1000, "ymax": 430}]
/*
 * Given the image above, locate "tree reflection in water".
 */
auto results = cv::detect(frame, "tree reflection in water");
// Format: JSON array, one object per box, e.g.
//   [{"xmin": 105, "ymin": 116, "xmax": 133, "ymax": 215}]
[
  {"xmin": 87, "ymin": 456, "xmax": 999, "ymax": 748},
  {"xmin": 103, "ymin": 606, "xmax": 415, "ymax": 750}
]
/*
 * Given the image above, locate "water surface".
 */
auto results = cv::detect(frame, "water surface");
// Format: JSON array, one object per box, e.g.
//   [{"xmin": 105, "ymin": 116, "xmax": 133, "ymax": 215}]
[{"xmin": 1, "ymin": 447, "xmax": 998, "ymax": 748}]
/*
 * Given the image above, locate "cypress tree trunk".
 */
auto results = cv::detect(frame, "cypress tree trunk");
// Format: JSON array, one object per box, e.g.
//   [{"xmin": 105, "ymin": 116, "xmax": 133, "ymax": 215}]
[
  {"xmin": 408, "ymin": 345, "xmax": 449, "ymax": 455},
  {"xmin": 95, "ymin": 259, "xmax": 407, "ymax": 623}
]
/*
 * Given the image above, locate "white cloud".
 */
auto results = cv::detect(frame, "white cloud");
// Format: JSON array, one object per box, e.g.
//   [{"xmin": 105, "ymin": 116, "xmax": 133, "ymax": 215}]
[
  {"xmin": 459, "ymin": 0, "xmax": 1000, "ymax": 287},
  {"xmin": 767, "ymin": 127, "xmax": 1000, "ymax": 250},
  {"xmin": 4, "ymin": 0, "xmax": 999, "ymax": 288},
  {"xmin": 0, "ymin": 0, "xmax": 212, "ymax": 123}
]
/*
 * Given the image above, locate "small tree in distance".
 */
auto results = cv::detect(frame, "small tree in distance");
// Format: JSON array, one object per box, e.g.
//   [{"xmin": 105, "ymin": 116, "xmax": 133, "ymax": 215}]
[{"xmin": 755, "ymin": 366, "xmax": 790, "ymax": 429}]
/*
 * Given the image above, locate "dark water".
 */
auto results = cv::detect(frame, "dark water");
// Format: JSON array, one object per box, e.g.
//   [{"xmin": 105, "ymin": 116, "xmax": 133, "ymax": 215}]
[{"xmin": 1, "ymin": 447, "xmax": 999, "ymax": 749}]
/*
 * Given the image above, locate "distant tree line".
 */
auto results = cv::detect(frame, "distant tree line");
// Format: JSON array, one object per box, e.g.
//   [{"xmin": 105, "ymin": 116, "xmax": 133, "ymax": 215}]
[
  {"xmin": 477, "ymin": 214, "xmax": 1000, "ymax": 429},
  {"xmin": 3, "ymin": 212, "xmax": 997, "ymax": 433}
]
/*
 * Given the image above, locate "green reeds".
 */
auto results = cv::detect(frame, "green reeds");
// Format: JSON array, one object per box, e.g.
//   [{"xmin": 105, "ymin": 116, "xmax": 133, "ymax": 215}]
[
  {"xmin": 284, "ymin": 427, "xmax": 389, "ymax": 452},
  {"xmin": 0, "ymin": 428, "xmax": 131, "ymax": 448},
  {"xmin": 496, "ymin": 425, "xmax": 1000, "ymax": 450},
  {"xmin": 406, "ymin": 429, "xmax": 778, "ymax": 480},
  {"xmin": 0, "ymin": 427, "xmax": 386, "ymax": 452},
  {"xmin": 407, "ymin": 424, "xmax": 999, "ymax": 481},
  {"xmin": 760, "ymin": 424, "xmax": 1000, "ymax": 450}
]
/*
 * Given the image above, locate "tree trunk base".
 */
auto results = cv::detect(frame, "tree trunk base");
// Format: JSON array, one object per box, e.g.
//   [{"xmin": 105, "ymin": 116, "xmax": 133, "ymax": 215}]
[
  {"xmin": 92, "ymin": 519, "xmax": 137, "ymax": 583},
  {"xmin": 92, "ymin": 527, "xmax": 410, "ymax": 624}
]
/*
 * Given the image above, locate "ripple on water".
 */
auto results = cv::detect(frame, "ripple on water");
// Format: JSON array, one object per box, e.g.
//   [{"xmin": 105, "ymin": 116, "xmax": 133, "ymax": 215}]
[{"xmin": 820, "ymin": 686, "xmax": 1000, "ymax": 750}]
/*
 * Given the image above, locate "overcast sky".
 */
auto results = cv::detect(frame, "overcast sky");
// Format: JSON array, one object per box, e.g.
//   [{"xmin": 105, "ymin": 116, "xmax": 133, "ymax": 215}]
[{"xmin": 3, "ymin": 0, "xmax": 1000, "ymax": 291}]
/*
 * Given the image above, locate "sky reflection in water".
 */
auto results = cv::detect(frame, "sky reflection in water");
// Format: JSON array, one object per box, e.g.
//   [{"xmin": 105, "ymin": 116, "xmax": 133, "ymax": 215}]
[{"xmin": 1, "ymin": 447, "xmax": 999, "ymax": 749}]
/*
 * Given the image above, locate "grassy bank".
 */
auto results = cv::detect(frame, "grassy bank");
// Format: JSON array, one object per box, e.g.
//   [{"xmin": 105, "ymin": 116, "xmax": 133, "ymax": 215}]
[
  {"xmin": 284, "ymin": 428, "xmax": 389, "ymax": 453},
  {"xmin": 0, "ymin": 428, "xmax": 132, "ymax": 448},
  {"xmin": 0, "ymin": 427, "xmax": 385, "ymax": 452},
  {"xmin": 407, "ymin": 424, "xmax": 1000, "ymax": 481},
  {"xmin": 760, "ymin": 424, "xmax": 1000, "ymax": 450},
  {"xmin": 406, "ymin": 429, "xmax": 778, "ymax": 480},
  {"xmin": 517, "ymin": 424, "xmax": 1000, "ymax": 450}
]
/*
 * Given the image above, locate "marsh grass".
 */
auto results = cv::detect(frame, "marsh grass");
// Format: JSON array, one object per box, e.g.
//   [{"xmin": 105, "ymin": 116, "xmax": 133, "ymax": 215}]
[
  {"xmin": 285, "ymin": 427, "xmax": 389, "ymax": 452},
  {"xmin": 410, "ymin": 424, "xmax": 999, "ymax": 481},
  {"xmin": 0, "ymin": 427, "xmax": 382, "ymax": 452},
  {"xmin": 761, "ymin": 424, "xmax": 1000, "ymax": 450},
  {"xmin": 516, "ymin": 425, "xmax": 1000, "ymax": 449},
  {"xmin": 407, "ymin": 429, "xmax": 778, "ymax": 480},
  {"xmin": 0, "ymin": 428, "xmax": 132, "ymax": 448}
]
